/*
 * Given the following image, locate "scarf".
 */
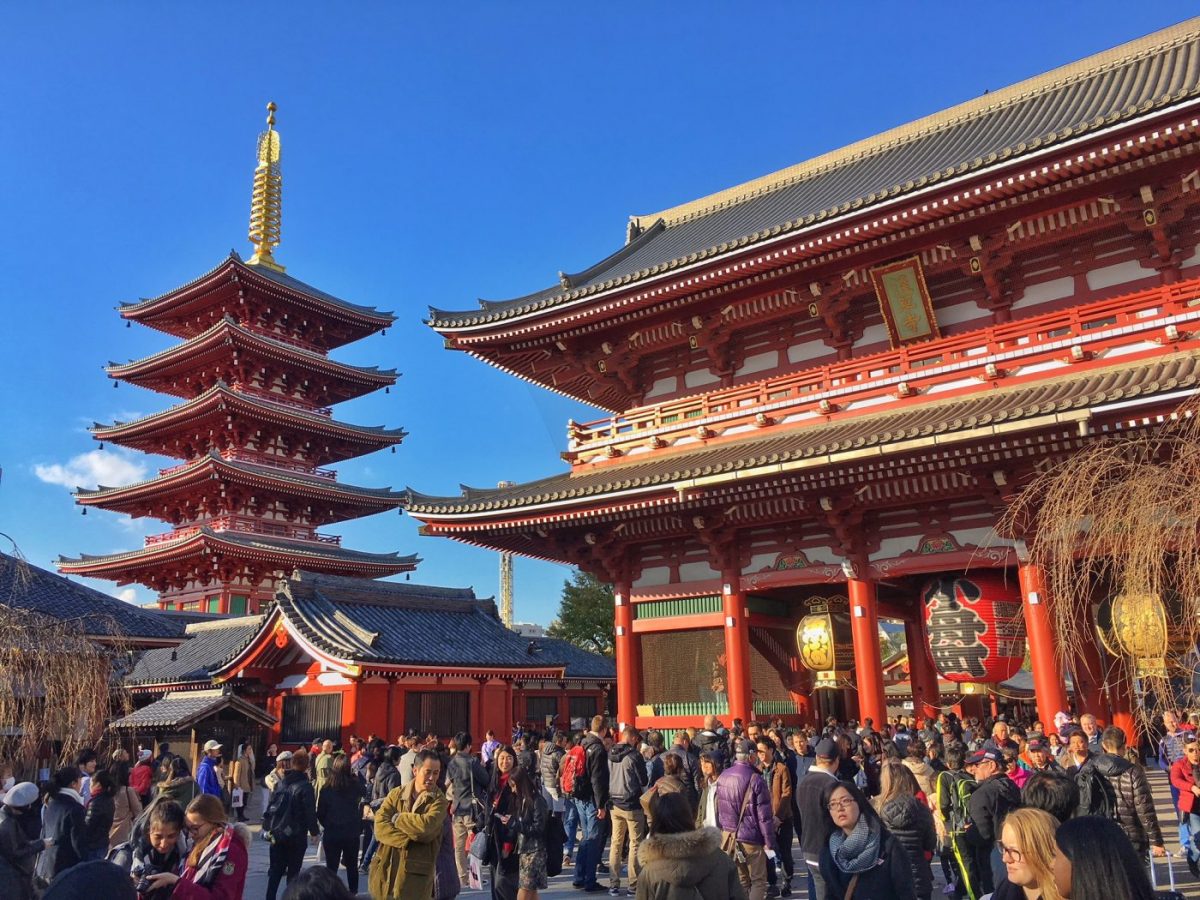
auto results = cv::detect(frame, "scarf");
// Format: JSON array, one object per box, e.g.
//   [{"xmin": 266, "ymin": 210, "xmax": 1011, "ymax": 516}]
[
  {"xmin": 183, "ymin": 823, "xmax": 236, "ymax": 887},
  {"xmin": 57, "ymin": 787, "xmax": 85, "ymax": 806},
  {"xmin": 829, "ymin": 814, "xmax": 883, "ymax": 875}
]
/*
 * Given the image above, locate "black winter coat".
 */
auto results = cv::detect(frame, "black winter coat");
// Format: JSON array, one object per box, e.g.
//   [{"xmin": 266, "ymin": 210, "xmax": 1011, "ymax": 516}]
[
  {"xmin": 819, "ymin": 828, "xmax": 917, "ymax": 900},
  {"xmin": 317, "ymin": 781, "xmax": 366, "ymax": 843},
  {"xmin": 795, "ymin": 769, "xmax": 839, "ymax": 862},
  {"xmin": 878, "ymin": 796, "xmax": 936, "ymax": 899},
  {"xmin": 609, "ymin": 742, "xmax": 649, "ymax": 811},
  {"xmin": 36, "ymin": 793, "xmax": 88, "ymax": 882},
  {"xmin": 372, "ymin": 760, "xmax": 402, "ymax": 808},
  {"xmin": 1092, "ymin": 752, "xmax": 1164, "ymax": 852},
  {"xmin": 83, "ymin": 792, "xmax": 115, "ymax": 853},
  {"xmin": 966, "ymin": 773, "xmax": 1020, "ymax": 846},
  {"xmin": 447, "ymin": 753, "xmax": 490, "ymax": 819},
  {"xmin": 579, "ymin": 733, "xmax": 609, "ymax": 808},
  {"xmin": 272, "ymin": 769, "xmax": 319, "ymax": 840},
  {"xmin": 0, "ymin": 808, "xmax": 42, "ymax": 900}
]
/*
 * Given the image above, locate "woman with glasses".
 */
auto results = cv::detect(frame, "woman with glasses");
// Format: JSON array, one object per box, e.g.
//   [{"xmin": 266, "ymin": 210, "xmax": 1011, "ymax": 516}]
[
  {"xmin": 989, "ymin": 807, "xmax": 1062, "ymax": 900},
  {"xmin": 141, "ymin": 793, "xmax": 251, "ymax": 899},
  {"xmin": 819, "ymin": 781, "xmax": 916, "ymax": 900},
  {"xmin": 1169, "ymin": 734, "xmax": 1200, "ymax": 877},
  {"xmin": 1052, "ymin": 815, "xmax": 1155, "ymax": 900}
]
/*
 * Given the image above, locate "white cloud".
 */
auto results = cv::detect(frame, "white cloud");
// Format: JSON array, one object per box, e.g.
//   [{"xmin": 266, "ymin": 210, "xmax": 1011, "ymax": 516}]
[
  {"xmin": 116, "ymin": 588, "xmax": 137, "ymax": 603},
  {"xmin": 34, "ymin": 450, "xmax": 149, "ymax": 491}
]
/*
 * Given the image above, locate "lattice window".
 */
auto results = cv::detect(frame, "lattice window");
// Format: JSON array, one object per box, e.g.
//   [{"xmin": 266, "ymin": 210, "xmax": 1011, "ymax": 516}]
[
  {"xmin": 405, "ymin": 691, "xmax": 469, "ymax": 738},
  {"xmin": 280, "ymin": 693, "xmax": 342, "ymax": 745}
]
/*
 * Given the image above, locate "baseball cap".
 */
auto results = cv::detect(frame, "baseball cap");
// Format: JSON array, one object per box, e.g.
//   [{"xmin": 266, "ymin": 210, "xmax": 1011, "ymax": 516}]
[
  {"xmin": 202, "ymin": 739, "xmax": 223, "ymax": 752},
  {"xmin": 4, "ymin": 782, "xmax": 39, "ymax": 807},
  {"xmin": 814, "ymin": 737, "xmax": 838, "ymax": 760},
  {"xmin": 1026, "ymin": 737, "xmax": 1048, "ymax": 752},
  {"xmin": 137, "ymin": 749, "xmax": 152, "ymax": 761},
  {"xmin": 276, "ymin": 750, "xmax": 294, "ymax": 763},
  {"xmin": 966, "ymin": 749, "xmax": 1002, "ymax": 766},
  {"xmin": 734, "ymin": 739, "xmax": 755, "ymax": 758}
]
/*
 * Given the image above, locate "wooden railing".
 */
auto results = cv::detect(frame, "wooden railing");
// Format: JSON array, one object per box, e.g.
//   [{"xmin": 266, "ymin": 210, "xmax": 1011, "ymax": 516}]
[
  {"xmin": 229, "ymin": 382, "xmax": 333, "ymax": 417},
  {"xmin": 566, "ymin": 279, "xmax": 1200, "ymax": 462},
  {"xmin": 144, "ymin": 515, "xmax": 341, "ymax": 547},
  {"xmin": 158, "ymin": 450, "xmax": 337, "ymax": 481}
]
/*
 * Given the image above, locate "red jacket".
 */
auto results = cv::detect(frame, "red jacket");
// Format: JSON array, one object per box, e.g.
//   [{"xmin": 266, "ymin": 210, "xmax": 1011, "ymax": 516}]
[
  {"xmin": 129, "ymin": 761, "xmax": 154, "ymax": 799},
  {"xmin": 171, "ymin": 826, "xmax": 249, "ymax": 900},
  {"xmin": 1170, "ymin": 757, "xmax": 1199, "ymax": 814}
]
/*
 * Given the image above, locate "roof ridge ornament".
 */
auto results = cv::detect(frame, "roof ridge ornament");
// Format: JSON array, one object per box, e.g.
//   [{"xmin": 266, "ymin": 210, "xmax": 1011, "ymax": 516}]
[{"xmin": 247, "ymin": 102, "xmax": 285, "ymax": 273}]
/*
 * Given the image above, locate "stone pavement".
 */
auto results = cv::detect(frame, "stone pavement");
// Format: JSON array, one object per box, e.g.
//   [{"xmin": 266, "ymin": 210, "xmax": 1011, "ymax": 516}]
[{"xmin": 240, "ymin": 768, "xmax": 1200, "ymax": 899}]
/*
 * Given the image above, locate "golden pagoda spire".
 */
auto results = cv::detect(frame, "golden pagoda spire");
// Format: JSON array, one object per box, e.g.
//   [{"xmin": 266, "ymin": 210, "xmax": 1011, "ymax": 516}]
[{"xmin": 247, "ymin": 101, "xmax": 284, "ymax": 272}]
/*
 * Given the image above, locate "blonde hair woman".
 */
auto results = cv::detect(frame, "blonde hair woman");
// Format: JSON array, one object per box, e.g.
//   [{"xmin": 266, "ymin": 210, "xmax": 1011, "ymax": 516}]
[{"xmin": 992, "ymin": 807, "xmax": 1063, "ymax": 900}]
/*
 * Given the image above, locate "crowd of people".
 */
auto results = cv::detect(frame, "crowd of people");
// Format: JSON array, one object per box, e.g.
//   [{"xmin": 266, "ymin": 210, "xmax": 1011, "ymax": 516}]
[{"xmin": 0, "ymin": 708, "xmax": 1195, "ymax": 899}]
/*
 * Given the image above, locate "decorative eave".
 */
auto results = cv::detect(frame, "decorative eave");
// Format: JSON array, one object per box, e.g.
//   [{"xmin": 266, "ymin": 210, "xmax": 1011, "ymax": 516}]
[
  {"xmin": 90, "ymin": 381, "xmax": 406, "ymax": 464},
  {"xmin": 427, "ymin": 22, "xmax": 1200, "ymax": 339},
  {"xmin": 107, "ymin": 316, "xmax": 398, "ymax": 402},
  {"xmin": 74, "ymin": 450, "xmax": 405, "ymax": 521},
  {"xmin": 57, "ymin": 528, "xmax": 418, "ymax": 581},
  {"xmin": 118, "ymin": 253, "xmax": 394, "ymax": 347}
]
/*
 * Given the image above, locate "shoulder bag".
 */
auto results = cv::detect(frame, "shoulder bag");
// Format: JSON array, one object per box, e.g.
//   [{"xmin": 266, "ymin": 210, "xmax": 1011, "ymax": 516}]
[{"xmin": 719, "ymin": 781, "xmax": 753, "ymax": 865}]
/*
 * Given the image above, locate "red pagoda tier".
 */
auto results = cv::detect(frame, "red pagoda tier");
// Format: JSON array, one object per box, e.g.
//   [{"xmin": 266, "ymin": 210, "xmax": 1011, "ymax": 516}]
[{"xmin": 59, "ymin": 105, "xmax": 416, "ymax": 614}]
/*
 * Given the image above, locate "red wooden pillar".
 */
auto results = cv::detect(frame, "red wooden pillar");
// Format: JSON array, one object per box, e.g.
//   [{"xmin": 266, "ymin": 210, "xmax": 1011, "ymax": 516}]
[
  {"xmin": 1072, "ymin": 630, "xmax": 1108, "ymax": 721},
  {"xmin": 1017, "ymin": 562, "xmax": 1070, "ymax": 731},
  {"xmin": 904, "ymin": 616, "xmax": 940, "ymax": 724},
  {"xmin": 721, "ymin": 572, "xmax": 752, "ymax": 725},
  {"xmin": 1109, "ymin": 660, "xmax": 1137, "ymax": 747},
  {"xmin": 848, "ymin": 576, "xmax": 887, "ymax": 728},
  {"xmin": 342, "ymin": 682, "xmax": 358, "ymax": 747},
  {"xmin": 614, "ymin": 581, "xmax": 641, "ymax": 729}
]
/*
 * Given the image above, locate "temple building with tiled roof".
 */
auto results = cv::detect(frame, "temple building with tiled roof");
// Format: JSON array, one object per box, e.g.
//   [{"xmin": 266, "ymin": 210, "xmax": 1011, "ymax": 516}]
[
  {"xmin": 59, "ymin": 105, "xmax": 416, "ymax": 614},
  {"xmin": 410, "ymin": 19, "xmax": 1200, "ymax": 734},
  {"xmin": 125, "ymin": 571, "xmax": 615, "ymax": 748}
]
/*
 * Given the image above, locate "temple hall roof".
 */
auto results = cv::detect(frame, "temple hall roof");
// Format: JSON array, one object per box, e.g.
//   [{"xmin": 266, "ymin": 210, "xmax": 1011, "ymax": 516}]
[
  {"xmin": 429, "ymin": 19, "xmax": 1200, "ymax": 330},
  {"xmin": 111, "ymin": 688, "xmax": 276, "ymax": 730},
  {"xmin": 0, "ymin": 551, "xmax": 185, "ymax": 644},
  {"xmin": 128, "ymin": 615, "xmax": 265, "ymax": 686},
  {"xmin": 407, "ymin": 349, "xmax": 1200, "ymax": 518}
]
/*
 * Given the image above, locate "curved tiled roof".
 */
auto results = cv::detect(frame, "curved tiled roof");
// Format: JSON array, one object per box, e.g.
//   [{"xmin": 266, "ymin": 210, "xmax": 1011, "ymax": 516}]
[
  {"xmin": 111, "ymin": 688, "xmax": 276, "ymax": 730},
  {"xmin": 429, "ymin": 19, "xmax": 1200, "ymax": 330},
  {"xmin": 128, "ymin": 616, "xmax": 265, "ymax": 685},
  {"xmin": 407, "ymin": 350, "xmax": 1200, "ymax": 515},
  {"xmin": 272, "ymin": 572, "xmax": 615, "ymax": 678}
]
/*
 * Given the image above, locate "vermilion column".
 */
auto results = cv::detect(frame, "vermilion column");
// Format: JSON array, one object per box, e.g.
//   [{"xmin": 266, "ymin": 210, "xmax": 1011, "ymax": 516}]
[
  {"xmin": 848, "ymin": 576, "xmax": 887, "ymax": 728},
  {"xmin": 904, "ymin": 616, "xmax": 940, "ymax": 724},
  {"xmin": 1108, "ymin": 658, "xmax": 1137, "ymax": 747},
  {"xmin": 722, "ymin": 572, "xmax": 752, "ymax": 725},
  {"xmin": 1073, "ymin": 630, "xmax": 1108, "ymax": 721},
  {"xmin": 613, "ymin": 580, "xmax": 641, "ymax": 729},
  {"xmin": 1017, "ymin": 562, "xmax": 1070, "ymax": 731}
]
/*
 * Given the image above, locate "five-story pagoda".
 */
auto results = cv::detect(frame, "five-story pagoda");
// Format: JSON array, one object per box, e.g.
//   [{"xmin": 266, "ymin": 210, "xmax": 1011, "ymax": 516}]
[{"xmin": 59, "ymin": 104, "xmax": 416, "ymax": 614}]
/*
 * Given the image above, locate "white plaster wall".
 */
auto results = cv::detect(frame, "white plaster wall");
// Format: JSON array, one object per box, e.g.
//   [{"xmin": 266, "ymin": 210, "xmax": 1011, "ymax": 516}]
[
  {"xmin": 736, "ymin": 350, "xmax": 779, "ymax": 377},
  {"xmin": 678, "ymin": 560, "xmax": 719, "ymax": 581},
  {"xmin": 633, "ymin": 566, "xmax": 671, "ymax": 588},
  {"xmin": 644, "ymin": 376, "xmax": 678, "ymax": 400},
  {"xmin": 1011, "ymin": 276, "xmax": 1074, "ymax": 312},
  {"xmin": 1086, "ymin": 259, "xmax": 1153, "ymax": 291},
  {"xmin": 786, "ymin": 339, "xmax": 828, "ymax": 366},
  {"xmin": 684, "ymin": 368, "xmax": 721, "ymax": 389}
]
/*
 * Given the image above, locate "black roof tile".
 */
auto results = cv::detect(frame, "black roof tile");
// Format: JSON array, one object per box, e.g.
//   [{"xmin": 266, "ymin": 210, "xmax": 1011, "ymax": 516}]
[{"xmin": 128, "ymin": 615, "xmax": 265, "ymax": 685}]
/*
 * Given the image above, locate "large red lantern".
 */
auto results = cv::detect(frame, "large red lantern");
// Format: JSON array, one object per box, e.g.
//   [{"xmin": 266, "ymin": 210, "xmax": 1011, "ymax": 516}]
[{"xmin": 922, "ymin": 574, "xmax": 1026, "ymax": 683}]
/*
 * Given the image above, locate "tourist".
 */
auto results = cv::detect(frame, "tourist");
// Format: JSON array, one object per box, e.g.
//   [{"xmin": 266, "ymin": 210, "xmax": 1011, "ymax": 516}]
[
  {"xmin": 902, "ymin": 740, "xmax": 935, "ymax": 801},
  {"xmin": 875, "ymin": 760, "xmax": 935, "ymax": 900},
  {"xmin": 370, "ymin": 748, "xmax": 449, "ymax": 900},
  {"xmin": 263, "ymin": 749, "xmax": 292, "ymax": 810},
  {"xmin": 1078, "ymin": 715, "xmax": 1102, "ymax": 754},
  {"xmin": 0, "ymin": 782, "xmax": 51, "ymax": 900},
  {"xmin": 119, "ymin": 798, "xmax": 185, "ymax": 900},
  {"xmin": 819, "ymin": 781, "xmax": 915, "ymax": 900},
  {"xmin": 667, "ymin": 732, "xmax": 700, "ymax": 809},
  {"xmin": 695, "ymin": 751, "xmax": 722, "ymax": 829},
  {"xmin": 83, "ymin": 770, "xmax": 117, "ymax": 861},
  {"xmin": 446, "ymin": 731, "xmax": 489, "ymax": 887},
  {"xmin": 1169, "ymin": 730, "xmax": 1200, "ymax": 876},
  {"xmin": 264, "ymin": 749, "xmax": 319, "ymax": 900},
  {"xmin": 481, "ymin": 730, "xmax": 502, "ymax": 766},
  {"xmin": 572, "ymin": 715, "xmax": 611, "ymax": 893},
  {"xmin": 130, "ymin": 750, "xmax": 155, "ymax": 806},
  {"xmin": 1091, "ymin": 725, "xmax": 1165, "ymax": 859},
  {"xmin": 195, "ymin": 740, "xmax": 223, "ymax": 799},
  {"xmin": 1025, "ymin": 737, "xmax": 1060, "ymax": 773},
  {"xmin": 693, "ymin": 715, "xmax": 726, "ymax": 767},
  {"xmin": 989, "ymin": 807, "xmax": 1063, "ymax": 900},
  {"xmin": 634, "ymin": 790, "xmax": 746, "ymax": 899},
  {"xmin": 502, "ymin": 765, "xmax": 549, "ymax": 900},
  {"xmin": 716, "ymin": 738, "xmax": 775, "ymax": 900},
  {"xmin": 756, "ymin": 736, "xmax": 795, "ymax": 898},
  {"xmin": 41, "ymin": 859, "xmax": 137, "ymax": 900},
  {"xmin": 231, "ymin": 741, "xmax": 255, "ymax": 823},
  {"xmin": 36, "ymin": 767, "xmax": 89, "ymax": 883},
  {"xmin": 484, "ymin": 746, "xmax": 521, "ymax": 895},
  {"xmin": 965, "ymin": 748, "xmax": 1021, "ymax": 894},
  {"xmin": 281, "ymin": 865, "xmax": 353, "ymax": 900},
  {"xmin": 313, "ymin": 754, "xmax": 364, "ymax": 894},
  {"xmin": 1052, "ymin": 814, "xmax": 1155, "ymax": 900},
  {"xmin": 642, "ymin": 750, "xmax": 689, "ymax": 831},
  {"xmin": 75, "ymin": 750, "xmax": 98, "ymax": 806},
  {"xmin": 934, "ymin": 742, "xmax": 977, "ymax": 900},
  {"xmin": 609, "ymin": 724, "xmax": 648, "ymax": 895},
  {"xmin": 314, "ymin": 738, "xmax": 334, "ymax": 803},
  {"xmin": 140, "ymin": 793, "xmax": 249, "ymax": 898},
  {"xmin": 157, "ymin": 756, "xmax": 202, "ymax": 808},
  {"xmin": 1160, "ymin": 709, "xmax": 1192, "ymax": 858},
  {"xmin": 1020, "ymin": 770, "xmax": 1078, "ymax": 825},
  {"xmin": 794, "ymin": 738, "xmax": 840, "ymax": 900}
]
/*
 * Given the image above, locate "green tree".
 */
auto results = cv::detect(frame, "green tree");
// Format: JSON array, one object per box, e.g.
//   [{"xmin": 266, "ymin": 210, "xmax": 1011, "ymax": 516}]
[{"xmin": 547, "ymin": 569, "xmax": 614, "ymax": 656}]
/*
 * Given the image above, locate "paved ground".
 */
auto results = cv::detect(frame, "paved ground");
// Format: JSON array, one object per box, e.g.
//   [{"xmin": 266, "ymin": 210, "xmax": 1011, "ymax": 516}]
[{"xmin": 240, "ymin": 768, "xmax": 1200, "ymax": 899}]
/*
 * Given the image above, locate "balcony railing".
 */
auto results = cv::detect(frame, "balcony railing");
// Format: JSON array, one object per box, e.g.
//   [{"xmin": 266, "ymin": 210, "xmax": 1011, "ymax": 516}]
[
  {"xmin": 157, "ymin": 450, "xmax": 337, "ymax": 481},
  {"xmin": 144, "ymin": 515, "xmax": 341, "ymax": 547},
  {"xmin": 229, "ymin": 382, "xmax": 333, "ymax": 417},
  {"xmin": 566, "ymin": 279, "xmax": 1200, "ymax": 462}
]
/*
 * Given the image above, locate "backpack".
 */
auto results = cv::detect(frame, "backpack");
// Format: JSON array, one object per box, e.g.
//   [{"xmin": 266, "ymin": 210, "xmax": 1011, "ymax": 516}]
[
  {"xmin": 937, "ymin": 769, "xmax": 976, "ymax": 834},
  {"xmin": 560, "ymin": 746, "xmax": 584, "ymax": 798},
  {"xmin": 263, "ymin": 784, "xmax": 302, "ymax": 842},
  {"xmin": 1075, "ymin": 765, "xmax": 1117, "ymax": 819}
]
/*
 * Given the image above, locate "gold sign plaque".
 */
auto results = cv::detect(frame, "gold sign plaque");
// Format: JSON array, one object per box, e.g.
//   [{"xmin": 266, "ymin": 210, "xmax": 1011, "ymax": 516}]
[{"xmin": 870, "ymin": 256, "xmax": 940, "ymax": 348}]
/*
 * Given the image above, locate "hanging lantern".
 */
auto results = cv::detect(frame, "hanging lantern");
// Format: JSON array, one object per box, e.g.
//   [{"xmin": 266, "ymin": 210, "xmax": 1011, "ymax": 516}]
[
  {"xmin": 922, "ymin": 574, "xmax": 1026, "ymax": 684},
  {"xmin": 1109, "ymin": 589, "xmax": 1169, "ymax": 677},
  {"xmin": 796, "ymin": 595, "xmax": 853, "ymax": 688}
]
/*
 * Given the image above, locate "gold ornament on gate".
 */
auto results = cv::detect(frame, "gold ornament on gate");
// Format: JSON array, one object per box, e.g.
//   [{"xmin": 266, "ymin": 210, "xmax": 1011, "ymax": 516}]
[
  {"xmin": 1109, "ymin": 587, "xmax": 1169, "ymax": 678},
  {"xmin": 798, "ymin": 611, "xmax": 836, "ymax": 671}
]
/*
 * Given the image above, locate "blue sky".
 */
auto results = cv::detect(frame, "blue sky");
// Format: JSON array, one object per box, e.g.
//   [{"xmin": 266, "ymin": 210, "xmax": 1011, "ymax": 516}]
[{"xmin": 0, "ymin": 2, "xmax": 1193, "ymax": 624}]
